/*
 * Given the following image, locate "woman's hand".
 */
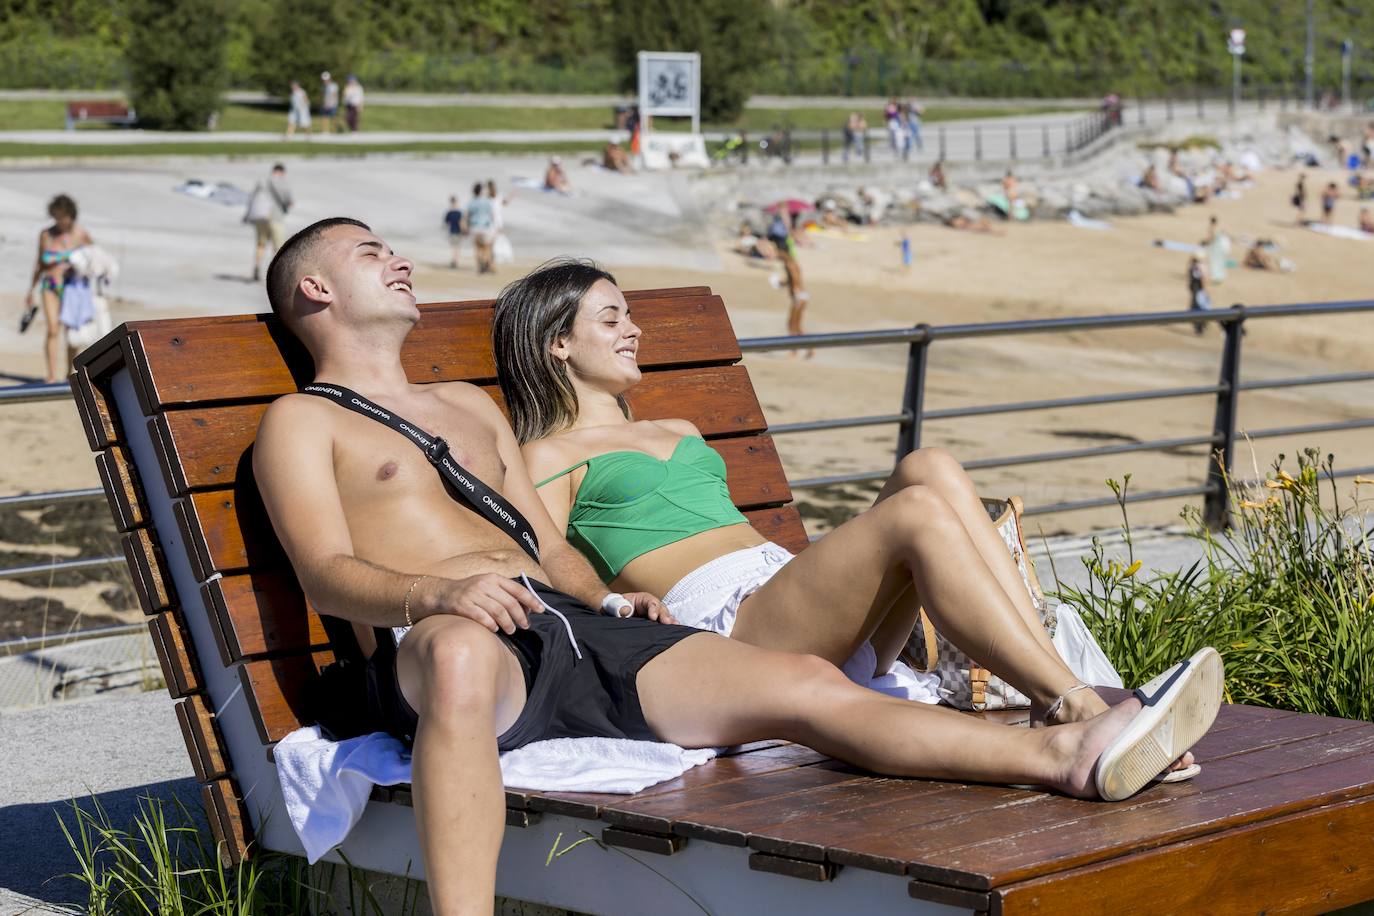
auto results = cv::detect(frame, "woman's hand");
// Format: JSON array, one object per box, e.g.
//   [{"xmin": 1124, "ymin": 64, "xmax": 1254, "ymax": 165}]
[{"xmin": 623, "ymin": 592, "xmax": 678, "ymax": 625}]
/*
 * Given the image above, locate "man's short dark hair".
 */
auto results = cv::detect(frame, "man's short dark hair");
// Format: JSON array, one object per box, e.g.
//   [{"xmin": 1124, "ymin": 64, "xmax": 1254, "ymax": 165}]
[
  {"xmin": 265, "ymin": 217, "xmax": 371, "ymax": 320},
  {"xmin": 272, "ymin": 162, "xmax": 285, "ymax": 172},
  {"xmin": 472, "ymin": 182, "xmax": 483, "ymax": 196}
]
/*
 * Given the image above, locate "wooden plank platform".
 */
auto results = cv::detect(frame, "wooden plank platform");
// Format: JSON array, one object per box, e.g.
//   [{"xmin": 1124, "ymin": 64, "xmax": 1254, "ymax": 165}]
[{"xmin": 69, "ymin": 288, "xmax": 1374, "ymax": 913}]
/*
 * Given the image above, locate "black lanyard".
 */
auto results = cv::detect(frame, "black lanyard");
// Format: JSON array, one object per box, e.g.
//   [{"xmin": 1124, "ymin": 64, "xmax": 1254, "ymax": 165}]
[{"xmin": 299, "ymin": 383, "xmax": 540, "ymax": 564}]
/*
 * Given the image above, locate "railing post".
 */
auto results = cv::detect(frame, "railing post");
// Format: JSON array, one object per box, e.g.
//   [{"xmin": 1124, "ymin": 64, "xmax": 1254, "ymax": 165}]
[
  {"xmin": 896, "ymin": 325, "xmax": 932, "ymax": 460},
  {"xmin": 1166, "ymin": 95, "xmax": 1173, "ymax": 121},
  {"xmin": 1041, "ymin": 123, "xmax": 1050, "ymax": 158},
  {"xmin": 1009, "ymin": 125, "xmax": 1017, "ymax": 160},
  {"xmin": 864, "ymin": 129, "xmax": 871, "ymax": 163},
  {"xmin": 741, "ymin": 130, "xmax": 748, "ymax": 165},
  {"xmin": 938, "ymin": 126, "xmax": 946, "ymax": 160},
  {"xmin": 822, "ymin": 128, "xmax": 829, "ymax": 165},
  {"xmin": 1203, "ymin": 306, "xmax": 1246, "ymax": 530},
  {"xmin": 1064, "ymin": 122, "xmax": 1071, "ymax": 153},
  {"xmin": 974, "ymin": 125, "xmax": 982, "ymax": 161}
]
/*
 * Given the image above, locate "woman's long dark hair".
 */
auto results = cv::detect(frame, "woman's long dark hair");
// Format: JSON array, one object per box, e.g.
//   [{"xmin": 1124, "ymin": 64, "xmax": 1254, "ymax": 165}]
[{"xmin": 492, "ymin": 258, "xmax": 629, "ymax": 444}]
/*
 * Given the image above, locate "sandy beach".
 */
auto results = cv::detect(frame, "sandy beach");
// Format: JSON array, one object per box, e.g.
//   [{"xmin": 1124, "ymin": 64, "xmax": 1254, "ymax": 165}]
[{"xmin": 1, "ymin": 157, "xmax": 1370, "ymax": 628}]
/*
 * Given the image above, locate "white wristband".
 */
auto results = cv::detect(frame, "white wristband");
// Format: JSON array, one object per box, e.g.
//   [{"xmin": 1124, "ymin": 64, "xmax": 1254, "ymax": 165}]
[{"xmin": 600, "ymin": 592, "xmax": 632, "ymax": 618}]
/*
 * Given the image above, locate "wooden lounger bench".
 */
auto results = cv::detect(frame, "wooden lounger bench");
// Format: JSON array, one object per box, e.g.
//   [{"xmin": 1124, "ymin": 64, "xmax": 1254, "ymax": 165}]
[{"xmin": 72, "ymin": 287, "xmax": 1374, "ymax": 915}]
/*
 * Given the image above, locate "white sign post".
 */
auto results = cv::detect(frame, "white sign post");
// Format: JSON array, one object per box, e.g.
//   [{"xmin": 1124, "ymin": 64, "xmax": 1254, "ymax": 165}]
[
  {"xmin": 1227, "ymin": 28, "xmax": 1246, "ymax": 116},
  {"xmin": 636, "ymin": 51, "xmax": 708, "ymax": 169}
]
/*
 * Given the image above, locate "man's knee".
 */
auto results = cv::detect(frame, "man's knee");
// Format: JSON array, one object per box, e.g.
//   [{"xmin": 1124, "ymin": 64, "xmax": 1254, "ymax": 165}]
[{"xmin": 405, "ymin": 620, "xmax": 509, "ymax": 714}]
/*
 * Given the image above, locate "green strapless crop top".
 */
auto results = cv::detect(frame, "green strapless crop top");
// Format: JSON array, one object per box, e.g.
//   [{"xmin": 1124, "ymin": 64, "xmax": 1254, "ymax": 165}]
[{"xmin": 535, "ymin": 436, "xmax": 748, "ymax": 581}]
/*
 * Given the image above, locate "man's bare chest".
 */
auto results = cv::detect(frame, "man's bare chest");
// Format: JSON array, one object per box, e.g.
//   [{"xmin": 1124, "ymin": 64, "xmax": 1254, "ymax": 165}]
[{"xmin": 330, "ymin": 404, "xmax": 506, "ymax": 504}]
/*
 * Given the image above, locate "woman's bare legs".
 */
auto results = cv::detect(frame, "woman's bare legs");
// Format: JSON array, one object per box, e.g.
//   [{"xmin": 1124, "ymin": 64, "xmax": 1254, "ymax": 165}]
[
  {"xmin": 874, "ymin": 448, "xmax": 1109, "ymax": 723},
  {"xmin": 41, "ymin": 287, "xmax": 63, "ymax": 383},
  {"xmin": 732, "ymin": 484, "xmax": 1080, "ymax": 711},
  {"xmin": 638, "ymin": 633, "xmax": 1144, "ymax": 798}
]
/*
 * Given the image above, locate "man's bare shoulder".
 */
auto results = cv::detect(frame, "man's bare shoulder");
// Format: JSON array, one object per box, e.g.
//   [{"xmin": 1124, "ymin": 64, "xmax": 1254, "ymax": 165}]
[
  {"xmin": 256, "ymin": 392, "xmax": 342, "ymax": 450},
  {"xmin": 259, "ymin": 391, "xmax": 337, "ymax": 428}
]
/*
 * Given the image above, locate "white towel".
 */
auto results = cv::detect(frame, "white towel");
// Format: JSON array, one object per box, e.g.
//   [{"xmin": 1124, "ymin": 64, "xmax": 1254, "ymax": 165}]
[{"xmin": 275, "ymin": 728, "xmax": 716, "ymax": 864}]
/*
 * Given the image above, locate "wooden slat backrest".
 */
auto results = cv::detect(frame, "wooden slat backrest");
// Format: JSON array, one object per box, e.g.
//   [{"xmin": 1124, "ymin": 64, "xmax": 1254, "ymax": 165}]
[{"xmin": 71, "ymin": 286, "xmax": 811, "ymax": 854}]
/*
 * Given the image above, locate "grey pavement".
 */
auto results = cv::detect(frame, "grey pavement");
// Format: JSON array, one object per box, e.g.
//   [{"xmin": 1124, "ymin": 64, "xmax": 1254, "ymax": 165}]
[{"xmin": 0, "ymin": 690, "xmax": 197, "ymax": 913}]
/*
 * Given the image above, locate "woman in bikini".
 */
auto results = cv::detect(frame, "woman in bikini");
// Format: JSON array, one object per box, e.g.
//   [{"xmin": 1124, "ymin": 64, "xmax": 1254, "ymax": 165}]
[
  {"xmin": 490, "ymin": 258, "xmax": 1202, "ymax": 785},
  {"xmin": 24, "ymin": 195, "xmax": 93, "ymax": 383}
]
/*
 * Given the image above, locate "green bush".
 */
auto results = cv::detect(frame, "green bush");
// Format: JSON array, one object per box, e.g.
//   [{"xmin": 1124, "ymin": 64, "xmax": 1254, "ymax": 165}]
[
  {"xmin": 1056, "ymin": 453, "xmax": 1374, "ymax": 722},
  {"xmin": 0, "ymin": 35, "xmax": 127, "ymax": 89},
  {"xmin": 124, "ymin": 0, "xmax": 228, "ymax": 130},
  {"xmin": 249, "ymin": 0, "xmax": 360, "ymax": 98}
]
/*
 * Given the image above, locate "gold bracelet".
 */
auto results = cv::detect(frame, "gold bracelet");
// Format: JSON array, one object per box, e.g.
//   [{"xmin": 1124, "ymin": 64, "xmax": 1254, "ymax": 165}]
[{"xmin": 403, "ymin": 575, "xmax": 429, "ymax": 627}]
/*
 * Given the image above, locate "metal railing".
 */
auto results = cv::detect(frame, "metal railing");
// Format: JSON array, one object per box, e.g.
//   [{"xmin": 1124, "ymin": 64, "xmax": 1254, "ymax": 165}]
[
  {"xmin": 739, "ymin": 300, "xmax": 1374, "ymax": 527},
  {"xmin": 719, "ymin": 84, "xmax": 1342, "ymax": 169},
  {"xmin": 1, "ymin": 300, "xmax": 1371, "ymax": 589}
]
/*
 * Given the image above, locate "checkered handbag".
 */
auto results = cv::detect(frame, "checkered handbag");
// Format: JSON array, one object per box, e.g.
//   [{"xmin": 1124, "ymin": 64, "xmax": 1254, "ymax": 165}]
[{"xmin": 901, "ymin": 496, "xmax": 1058, "ymax": 711}]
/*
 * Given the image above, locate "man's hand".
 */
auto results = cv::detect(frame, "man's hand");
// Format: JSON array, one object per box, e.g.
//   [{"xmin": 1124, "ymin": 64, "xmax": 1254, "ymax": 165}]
[
  {"xmin": 421, "ymin": 574, "xmax": 544, "ymax": 635},
  {"xmin": 622, "ymin": 592, "xmax": 678, "ymax": 625}
]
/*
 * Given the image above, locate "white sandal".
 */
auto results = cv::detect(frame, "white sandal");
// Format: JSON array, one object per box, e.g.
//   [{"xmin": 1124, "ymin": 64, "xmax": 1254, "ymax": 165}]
[{"xmin": 1094, "ymin": 647, "xmax": 1224, "ymax": 801}]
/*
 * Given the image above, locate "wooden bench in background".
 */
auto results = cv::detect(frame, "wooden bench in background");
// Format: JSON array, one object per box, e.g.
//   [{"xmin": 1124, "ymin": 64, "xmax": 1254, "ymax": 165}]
[
  {"xmin": 72, "ymin": 287, "xmax": 1374, "ymax": 915},
  {"xmin": 65, "ymin": 100, "xmax": 137, "ymax": 130}
]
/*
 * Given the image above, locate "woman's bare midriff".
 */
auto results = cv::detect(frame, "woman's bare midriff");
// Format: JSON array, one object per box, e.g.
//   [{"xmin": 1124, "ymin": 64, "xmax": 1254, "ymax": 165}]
[{"xmin": 609, "ymin": 522, "xmax": 766, "ymax": 599}]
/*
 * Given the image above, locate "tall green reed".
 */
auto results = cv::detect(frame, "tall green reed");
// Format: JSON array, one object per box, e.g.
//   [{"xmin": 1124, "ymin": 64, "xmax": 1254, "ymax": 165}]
[{"xmin": 1055, "ymin": 449, "xmax": 1373, "ymax": 720}]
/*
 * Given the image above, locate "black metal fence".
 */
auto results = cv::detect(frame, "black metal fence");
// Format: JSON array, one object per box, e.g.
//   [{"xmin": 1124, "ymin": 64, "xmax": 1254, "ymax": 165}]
[{"xmin": 738, "ymin": 300, "xmax": 1374, "ymax": 526}]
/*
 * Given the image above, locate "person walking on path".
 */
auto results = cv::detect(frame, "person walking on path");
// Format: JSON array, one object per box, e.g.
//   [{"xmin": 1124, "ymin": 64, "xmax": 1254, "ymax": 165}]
[
  {"xmin": 464, "ymin": 182, "xmax": 496, "ymax": 274},
  {"xmin": 23, "ymin": 194, "xmax": 93, "ymax": 382},
  {"xmin": 246, "ymin": 164, "xmax": 293, "ymax": 281},
  {"xmin": 906, "ymin": 98, "xmax": 924, "ymax": 152},
  {"xmin": 443, "ymin": 195, "xmax": 464, "ymax": 269},
  {"xmin": 897, "ymin": 232, "xmax": 913, "ymax": 272},
  {"xmin": 342, "ymin": 75, "xmax": 364, "ymax": 132},
  {"xmin": 286, "ymin": 81, "xmax": 311, "ymax": 138},
  {"xmin": 1291, "ymin": 173, "xmax": 1307, "ymax": 223},
  {"xmin": 487, "ymin": 179, "xmax": 515, "ymax": 265},
  {"xmin": 320, "ymin": 72, "xmax": 340, "ymax": 134}
]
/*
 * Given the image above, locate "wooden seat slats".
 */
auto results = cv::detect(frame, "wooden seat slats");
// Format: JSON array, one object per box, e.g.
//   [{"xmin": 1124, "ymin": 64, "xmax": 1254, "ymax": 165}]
[
  {"xmin": 70, "ymin": 286, "xmax": 1374, "ymax": 913},
  {"xmin": 117, "ymin": 293, "xmax": 737, "ymax": 412}
]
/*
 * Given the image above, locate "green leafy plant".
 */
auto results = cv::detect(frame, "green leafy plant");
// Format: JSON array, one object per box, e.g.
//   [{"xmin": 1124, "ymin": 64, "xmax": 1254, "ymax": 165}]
[
  {"xmin": 1055, "ymin": 450, "xmax": 1374, "ymax": 721},
  {"xmin": 124, "ymin": 0, "xmax": 229, "ymax": 130}
]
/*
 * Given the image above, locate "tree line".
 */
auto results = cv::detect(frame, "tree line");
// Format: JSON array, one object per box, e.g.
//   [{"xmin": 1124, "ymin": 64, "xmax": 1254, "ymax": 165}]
[{"xmin": 2, "ymin": 0, "xmax": 1371, "ymax": 128}]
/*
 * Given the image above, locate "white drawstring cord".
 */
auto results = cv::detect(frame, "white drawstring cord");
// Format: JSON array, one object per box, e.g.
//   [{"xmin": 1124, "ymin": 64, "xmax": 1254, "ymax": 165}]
[{"xmin": 520, "ymin": 573, "xmax": 583, "ymax": 660}]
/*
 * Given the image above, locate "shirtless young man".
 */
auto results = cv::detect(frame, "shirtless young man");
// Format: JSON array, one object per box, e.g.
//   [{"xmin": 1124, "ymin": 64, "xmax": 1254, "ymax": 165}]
[{"xmin": 253, "ymin": 217, "xmax": 1222, "ymax": 915}]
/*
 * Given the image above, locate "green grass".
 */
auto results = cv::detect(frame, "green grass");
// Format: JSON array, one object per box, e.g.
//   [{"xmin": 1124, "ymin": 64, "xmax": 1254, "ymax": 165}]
[
  {"xmin": 1053, "ymin": 451, "xmax": 1374, "ymax": 721},
  {"xmin": 58, "ymin": 793, "xmax": 424, "ymax": 914},
  {"xmin": 0, "ymin": 98, "xmax": 1088, "ymax": 134}
]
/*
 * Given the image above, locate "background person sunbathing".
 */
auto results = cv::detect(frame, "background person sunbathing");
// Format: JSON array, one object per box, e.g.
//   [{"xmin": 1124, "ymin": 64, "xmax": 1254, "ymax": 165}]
[
  {"xmin": 259, "ymin": 221, "xmax": 1219, "ymax": 913},
  {"xmin": 493, "ymin": 258, "xmax": 1202, "ymax": 780}
]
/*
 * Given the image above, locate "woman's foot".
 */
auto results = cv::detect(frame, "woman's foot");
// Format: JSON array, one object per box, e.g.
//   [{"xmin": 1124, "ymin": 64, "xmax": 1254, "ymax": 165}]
[
  {"xmin": 1033, "ymin": 681, "xmax": 1196, "ymax": 778},
  {"xmin": 1047, "ymin": 648, "xmax": 1223, "ymax": 801}
]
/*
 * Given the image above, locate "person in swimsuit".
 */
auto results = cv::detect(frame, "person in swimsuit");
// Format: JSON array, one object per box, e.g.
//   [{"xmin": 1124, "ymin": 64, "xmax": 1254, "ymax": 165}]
[
  {"xmin": 24, "ymin": 194, "xmax": 93, "ymax": 382},
  {"xmin": 261, "ymin": 221, "xmax": 1218, "ymax": 913},
  {"xmin": 494, "ymin": 259, "xmax": 1202, "ymax": 783}
]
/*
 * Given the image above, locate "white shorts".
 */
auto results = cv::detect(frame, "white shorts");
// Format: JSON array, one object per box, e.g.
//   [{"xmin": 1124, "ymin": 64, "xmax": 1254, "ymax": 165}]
[
  {"xmin": 662, "ymin": 542, "xmax": 792, "ymax": 635},
  {"xmin": 662, "ymin": 541, "xmax": 942, "ymax": 703}
]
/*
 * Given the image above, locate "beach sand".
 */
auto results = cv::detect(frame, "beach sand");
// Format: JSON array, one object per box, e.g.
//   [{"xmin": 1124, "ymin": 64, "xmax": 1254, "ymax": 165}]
[{"xmin": 2, "ymin": 165, "xmax": 1370, "ymax": 626}]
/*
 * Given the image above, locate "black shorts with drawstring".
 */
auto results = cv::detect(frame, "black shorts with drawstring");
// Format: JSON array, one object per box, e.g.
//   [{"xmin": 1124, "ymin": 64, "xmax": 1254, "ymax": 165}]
[{"xmin": 365, "ymin": 579, "xmax": 705, "ymax": 750}]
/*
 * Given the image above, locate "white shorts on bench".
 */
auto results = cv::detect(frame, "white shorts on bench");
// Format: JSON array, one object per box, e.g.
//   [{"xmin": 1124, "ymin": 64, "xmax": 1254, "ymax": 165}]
[{"xmin": 662, "ymin": 541, "xmax": 942, "ymax": 702}]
